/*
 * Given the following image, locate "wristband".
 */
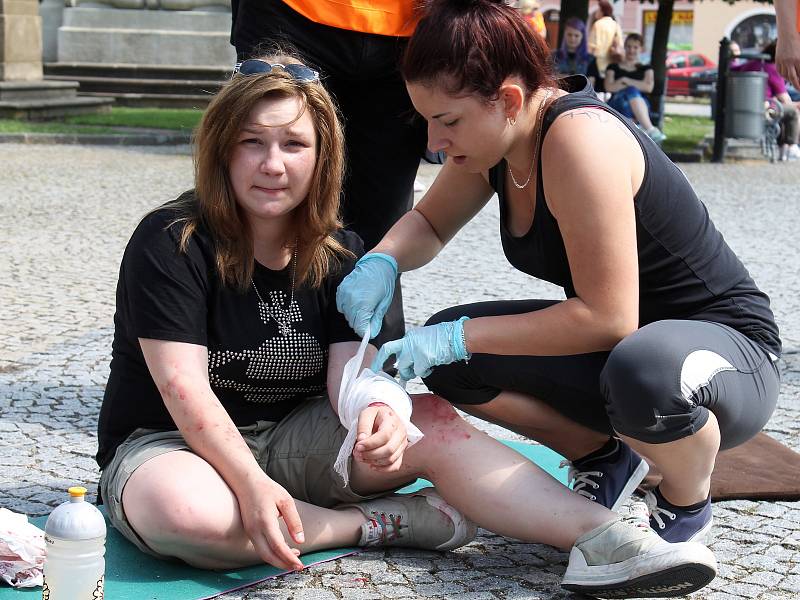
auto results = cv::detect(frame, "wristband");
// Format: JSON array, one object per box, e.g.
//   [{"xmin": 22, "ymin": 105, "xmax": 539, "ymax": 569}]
[{"xmin": 452, "ymin": 316, "xmax": 472, "ymax": 362}]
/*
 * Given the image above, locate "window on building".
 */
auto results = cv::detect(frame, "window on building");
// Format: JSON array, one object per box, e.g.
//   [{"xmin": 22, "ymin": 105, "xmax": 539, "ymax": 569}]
[{"xmin": 731, "ymin": 14, "xmax": 777, "ymax": 53}]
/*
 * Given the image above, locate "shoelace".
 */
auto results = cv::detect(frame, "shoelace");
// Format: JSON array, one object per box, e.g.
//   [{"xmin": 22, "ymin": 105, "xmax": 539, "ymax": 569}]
[
  {"xmin": 642, "ymin": 489, "xmax": 676, "ymax": 531},
  {"xmin": 560, "ymin": 460, "xmax": 603, "ymax": 502},
  {"xmin": 368, "ymin": 511, "xmax": 405, "ymax": 543},
  {"xmin": 618, "ymin": 499, "xmax": 652, "ymax": 532}
]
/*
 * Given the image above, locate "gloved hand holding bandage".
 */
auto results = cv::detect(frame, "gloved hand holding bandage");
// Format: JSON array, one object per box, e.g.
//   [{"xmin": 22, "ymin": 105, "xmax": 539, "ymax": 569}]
[{"xmin": 333, "ymin": 327, "xmax": 424, "ymax": 487}]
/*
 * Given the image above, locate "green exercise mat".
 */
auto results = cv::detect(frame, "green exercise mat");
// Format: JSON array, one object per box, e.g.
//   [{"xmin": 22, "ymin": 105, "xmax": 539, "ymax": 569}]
[{"xmin": 2, "ymin": 441, "xmax": 566, "ymax": 600}]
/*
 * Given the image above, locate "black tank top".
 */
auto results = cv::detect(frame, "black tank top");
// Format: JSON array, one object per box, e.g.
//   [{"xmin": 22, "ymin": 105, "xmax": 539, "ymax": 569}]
[{"xmin": 489, "ymin": 75, "xmax": 781, "ymax": 356}]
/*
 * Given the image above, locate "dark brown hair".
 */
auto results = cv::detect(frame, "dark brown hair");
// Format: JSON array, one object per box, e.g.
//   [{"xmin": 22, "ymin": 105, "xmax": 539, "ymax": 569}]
[
  {"xmin": 401, "ymin": 0, "xmax": 556, "ymax": 100},
  {"xmin": 171, "ymin": 53, "xmax": 351, "ymax": 292},
  {"xmin": 625, "ymin": 32, "xmax": 644, "ymax": 48},
  {"xmin": 597, "ymin": 0, "xmax": 614, "ymax": 19}
]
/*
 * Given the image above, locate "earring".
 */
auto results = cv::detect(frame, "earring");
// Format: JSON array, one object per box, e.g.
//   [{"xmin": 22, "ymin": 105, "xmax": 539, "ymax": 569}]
[{"xmin": 508, "ymin": 116, "xmax": 516, "ymax": 127}]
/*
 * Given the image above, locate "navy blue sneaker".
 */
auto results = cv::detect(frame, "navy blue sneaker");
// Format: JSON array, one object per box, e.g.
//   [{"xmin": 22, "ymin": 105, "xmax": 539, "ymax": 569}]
[
  {"xmin": 561, "ymin": 439, "xmax": 650, "ymax": 512},
  {"xmin": 643, "ymin": 487, "xmax": 713, "ymax": 543}
]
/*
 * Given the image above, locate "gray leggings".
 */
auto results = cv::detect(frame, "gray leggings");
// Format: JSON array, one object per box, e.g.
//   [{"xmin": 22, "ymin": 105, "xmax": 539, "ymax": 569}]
[{"xmin": 423, "ymin": 300, "xmax": 780, "ymax": 450}]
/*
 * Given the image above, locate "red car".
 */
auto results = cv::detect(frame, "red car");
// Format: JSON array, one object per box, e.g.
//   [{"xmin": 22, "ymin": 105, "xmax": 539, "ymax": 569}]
[{"xmin": 665, "ymin": 51, "xmax": 716, "ymax": 96}]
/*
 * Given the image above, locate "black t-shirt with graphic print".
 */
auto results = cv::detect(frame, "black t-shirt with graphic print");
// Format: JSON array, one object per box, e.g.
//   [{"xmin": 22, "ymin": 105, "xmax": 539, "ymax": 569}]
[
  {"xmin": 606, "ymin": 62, "xmax": 652, "ymax": 82},
  {"xmin": 96, "ymin": 197, "xmax": 362, "ymax": 469}
]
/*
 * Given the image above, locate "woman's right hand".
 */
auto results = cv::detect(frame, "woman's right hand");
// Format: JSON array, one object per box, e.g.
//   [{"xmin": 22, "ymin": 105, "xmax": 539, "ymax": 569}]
[
  {"xmin": 237, "ymin": 476, "xmax": 305, "ymax": 571},
  {"xmin": 336, "ymin": 253, "xmax": 398, "ymax": 338}
]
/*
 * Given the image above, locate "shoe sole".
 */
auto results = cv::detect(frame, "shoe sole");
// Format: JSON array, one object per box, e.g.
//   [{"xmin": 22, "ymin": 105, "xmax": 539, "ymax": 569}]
[
  {"xmin": 561, "ymin": 540, "xmax": 717, "ymax": 598},
  {"xmin": 562, "ymin": 562, "xmax": 716, "ymax": 598},
  {"xmin": 610, "ymin": 458, "xmax": 650, "ymax": 512}
]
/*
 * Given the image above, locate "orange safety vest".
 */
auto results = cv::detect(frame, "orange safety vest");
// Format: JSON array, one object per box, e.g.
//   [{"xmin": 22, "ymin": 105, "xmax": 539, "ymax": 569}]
[{"xmin": 281, "ymin": 0, "xmax": 418, "ymax": 37}]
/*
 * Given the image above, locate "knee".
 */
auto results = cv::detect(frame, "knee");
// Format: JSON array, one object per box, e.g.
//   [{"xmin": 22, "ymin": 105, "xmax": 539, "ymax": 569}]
[
  {"xmin": 125, "ymin": 478, "xmax": 236, "ymax": 555},
  {"xmin": 624, "ymin": 86, "xmax": 642, "ymax": 98},
  {"xmin": 602, "ymin": 328, "xmax": 665, "ymax": 401},
  {"xmin": 410, "ymin": 394, "xmax": 472, "ymax": 445},
  {"xmin": 601, "ymin": 327, "xmax": 679, "ymax": 438}
]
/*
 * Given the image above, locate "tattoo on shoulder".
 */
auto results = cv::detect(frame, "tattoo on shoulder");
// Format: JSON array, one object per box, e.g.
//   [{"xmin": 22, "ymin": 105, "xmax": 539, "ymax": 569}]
[{"xmin": 555, "ymin": 109, "xmax": 637, "ymax": 141}]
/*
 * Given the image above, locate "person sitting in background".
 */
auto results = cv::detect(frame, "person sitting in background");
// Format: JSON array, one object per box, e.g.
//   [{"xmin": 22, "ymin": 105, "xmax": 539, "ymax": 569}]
[
  {"xmin": 728, "ymin": 41, "xmax": 746, "ymax": 68},
  {"xmin": 587, "ymin": 0, "xmax": 623, "ymax": 94},
  {"xmin": 518, "ymin": 0, "xmax": 546, "ymax": 39},
  {"xmin": 733, "ymin": 39, "xmax": 800, "ymax": 161},
  {"xmin": 553, "ymin": 17, "xmax": 597, "ymax": 82},
  {"xmin": 604, "ymin": 33, "xmax": 667, "ymax": 144}
]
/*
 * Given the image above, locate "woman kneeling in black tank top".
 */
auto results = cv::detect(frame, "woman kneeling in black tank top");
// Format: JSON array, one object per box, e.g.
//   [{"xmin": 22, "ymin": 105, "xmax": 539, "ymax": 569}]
[{"xmin": 337, "ymin": 1, "xmax": 781, "ymax": 595}]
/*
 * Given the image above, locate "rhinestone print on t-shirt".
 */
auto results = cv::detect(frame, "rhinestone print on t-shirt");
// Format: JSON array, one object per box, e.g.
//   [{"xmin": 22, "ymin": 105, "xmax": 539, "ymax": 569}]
[{"xmin": 207, "ymin": 289, "xmax": 325, "ymax": 403}]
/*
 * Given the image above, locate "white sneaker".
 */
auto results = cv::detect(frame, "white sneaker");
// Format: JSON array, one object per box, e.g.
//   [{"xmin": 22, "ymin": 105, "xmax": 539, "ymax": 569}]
[
  {"xmin": 561, "ymin": 516, "xmax": 717, "ymax": 598},
  {"xmin": 340, "ymin": 488, "xmax": 477, "ymax": 551},
  {"xmin": 787, "ymin": 144, "xmax": 800, "ymax": 160}
]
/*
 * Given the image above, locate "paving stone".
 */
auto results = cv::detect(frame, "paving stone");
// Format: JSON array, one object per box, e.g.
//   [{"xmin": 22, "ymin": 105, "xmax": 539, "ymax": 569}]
[
  {"xmin": 339, "ymin": 588, "xmax": 384, "ymax": 600},
  {"xmin": 741, "ymin": 571, "xmax": 785, "ymax": 588},
  {"xmin": 413, "ymin": 582, "xmax": 467, "ymax": 597},
  {"xmin": 374, "ymin": 585, "xmax": 416, "ymax": 598},
  {"xmin": 290, "ymin": 591, "xmax": 338, "ymax": 600}
]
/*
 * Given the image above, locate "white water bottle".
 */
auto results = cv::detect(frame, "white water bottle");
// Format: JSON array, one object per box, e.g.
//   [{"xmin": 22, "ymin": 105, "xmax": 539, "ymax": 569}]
[{"xmin": 42, "ymin": 486, "xmax": 106, "ymax": 600}]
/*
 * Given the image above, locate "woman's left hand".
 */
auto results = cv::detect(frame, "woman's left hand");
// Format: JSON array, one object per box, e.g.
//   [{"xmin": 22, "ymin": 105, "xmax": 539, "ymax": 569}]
[
  {"xmin": 370, "ymin": 318, "xmax": 470, "ymax": 382},
  {"xmin": 354, "ymin": 403, "xmax": 408, "ymax": 472}
]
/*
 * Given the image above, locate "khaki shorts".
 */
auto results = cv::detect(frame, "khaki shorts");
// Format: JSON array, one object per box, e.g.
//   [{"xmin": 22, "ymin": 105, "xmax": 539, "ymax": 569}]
[{"xmin": 100, "ymin": 396, "xmax": 397, "ymax": 558}]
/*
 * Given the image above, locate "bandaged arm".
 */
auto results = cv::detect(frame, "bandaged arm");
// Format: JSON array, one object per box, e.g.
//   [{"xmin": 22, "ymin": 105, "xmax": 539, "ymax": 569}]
[{"xmin": 327, "ymin": 330, "xmax": 424, "ymax": 487}]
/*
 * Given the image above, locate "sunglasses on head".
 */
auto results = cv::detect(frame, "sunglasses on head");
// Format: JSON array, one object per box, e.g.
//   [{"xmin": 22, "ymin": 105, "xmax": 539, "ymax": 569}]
[{"xmin": 232, "ymin": 60, "xmax": 320, "ymax": 83}]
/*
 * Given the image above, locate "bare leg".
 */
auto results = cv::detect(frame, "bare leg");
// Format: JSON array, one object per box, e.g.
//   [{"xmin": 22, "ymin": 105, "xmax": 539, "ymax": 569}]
[
  {"xmin": 455, "ymin": 390, "xmax": 610, "ymax": 460},
  {"xmin": 620, "ymin": 411, "xmax": 720, "ymax": 506},
  {"xmin": 123, "ymin": 451, "xmax": 367, "ymax": 569},
  {"xmin": 629, "ymin": 96, "xmax": 655, "ymax": 131},
  {"xmin": 349, "ymin": 395, "xmax": 619, "ymax": 551}
]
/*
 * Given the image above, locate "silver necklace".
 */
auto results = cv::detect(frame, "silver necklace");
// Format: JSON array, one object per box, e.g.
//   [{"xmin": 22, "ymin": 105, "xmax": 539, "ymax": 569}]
[
  {"xmin": 508, "ymin": 87, "xmax": 554, "ymax": 190},
  {"xmin": 252, "ymin": 243, "xmax": 297, "ymax": 337}
]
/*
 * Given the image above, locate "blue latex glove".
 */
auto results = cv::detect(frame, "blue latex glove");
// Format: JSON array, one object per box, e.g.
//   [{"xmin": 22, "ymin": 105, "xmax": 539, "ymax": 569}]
[
  {"xmin": 370, "ymin": 317, "xmax": 471, "ymax": 381},
  {"xmin": 336, "ymin": 253, "xmax": 398, "ymax": 338}
]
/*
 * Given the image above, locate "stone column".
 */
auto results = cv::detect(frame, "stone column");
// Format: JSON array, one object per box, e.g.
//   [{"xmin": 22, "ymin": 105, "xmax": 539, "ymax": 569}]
[
  {"xmin": 0, "ymin": 0, "xmax": 43, "ymax": 81},
  {"xmin": 40, "ymin": 0, "xmax": 66, "ymax": 62}
]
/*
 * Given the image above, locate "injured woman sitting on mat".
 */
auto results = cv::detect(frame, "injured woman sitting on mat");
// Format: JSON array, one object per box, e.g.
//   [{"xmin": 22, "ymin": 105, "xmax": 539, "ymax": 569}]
[{"xmin": 94, "ymin": 52, "xmax": 717, "ymax": 598}]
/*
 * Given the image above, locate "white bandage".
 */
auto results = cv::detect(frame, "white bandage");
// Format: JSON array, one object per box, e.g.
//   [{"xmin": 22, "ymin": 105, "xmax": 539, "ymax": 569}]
[{"xmin": 333, "ymin": 328, "xmax": 424, "ymax": 487}]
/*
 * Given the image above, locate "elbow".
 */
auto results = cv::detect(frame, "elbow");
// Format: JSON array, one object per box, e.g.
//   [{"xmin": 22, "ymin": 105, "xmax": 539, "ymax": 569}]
[
  {"xmin": 598, "ymin": 314, "xmax": 639, "ymax": 349},
  {"xmin": 159, "ymin": 375, "xmax": 193, "ymax": 404},
  {"xmin": 607, "ymin": 318, "xmax": 639, "ymax": 347}
]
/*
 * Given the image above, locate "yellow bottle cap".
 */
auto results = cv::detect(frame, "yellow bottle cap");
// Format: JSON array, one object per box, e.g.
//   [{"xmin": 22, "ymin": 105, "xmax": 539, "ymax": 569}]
[{"xmin": 68, "ymin": 486, "xmax": 87, "ymax": 497}]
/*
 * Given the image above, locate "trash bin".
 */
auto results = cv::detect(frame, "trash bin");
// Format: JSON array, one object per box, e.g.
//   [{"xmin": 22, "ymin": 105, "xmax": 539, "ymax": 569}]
[{"xmin": 724, "ymin": 71, "xmax": 767, "ymax": 139}]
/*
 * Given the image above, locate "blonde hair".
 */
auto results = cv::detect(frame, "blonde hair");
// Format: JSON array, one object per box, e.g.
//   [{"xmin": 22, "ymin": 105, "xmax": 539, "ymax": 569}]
[{"xmin": 172, "ymin": 53, "xmax": 351, "ymax": 291}]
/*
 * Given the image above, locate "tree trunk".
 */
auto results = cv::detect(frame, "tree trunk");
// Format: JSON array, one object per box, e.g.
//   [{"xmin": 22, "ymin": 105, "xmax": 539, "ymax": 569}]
[
  {"xmin": 650, "ymin": 0, "xmax": 675, "ymax": 99},
  {"xmin": 558, "ymin": 0, "xmax": 589, "ymax": 47}
]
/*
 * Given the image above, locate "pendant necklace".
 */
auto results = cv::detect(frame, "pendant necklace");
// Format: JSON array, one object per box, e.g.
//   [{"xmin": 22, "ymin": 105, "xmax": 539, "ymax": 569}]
[
  {"xmin": 508, "ymin": 87, "xmax": 555, "ymax": 190},
  {"xmin": 252, "ymin": 242, "xmax": 297, "ymax": 337}
]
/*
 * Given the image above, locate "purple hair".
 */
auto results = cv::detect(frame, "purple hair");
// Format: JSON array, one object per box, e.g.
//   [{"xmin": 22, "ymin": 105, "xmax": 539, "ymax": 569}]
[{"xmin": 555, "ymin": 17, "xmax": 589, "ymax": 63}]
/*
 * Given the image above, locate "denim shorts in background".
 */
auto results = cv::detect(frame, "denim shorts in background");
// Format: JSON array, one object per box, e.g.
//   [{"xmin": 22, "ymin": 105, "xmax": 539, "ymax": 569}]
[{"xmin": 607, "ymin": 86, "xmax": 650, "ymax": 120}]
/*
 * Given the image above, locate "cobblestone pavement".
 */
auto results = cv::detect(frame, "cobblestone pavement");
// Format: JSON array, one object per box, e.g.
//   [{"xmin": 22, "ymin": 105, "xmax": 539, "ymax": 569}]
[{"xmin": 1, "ymin": 144, "xmax": 799, "ymax": 599}]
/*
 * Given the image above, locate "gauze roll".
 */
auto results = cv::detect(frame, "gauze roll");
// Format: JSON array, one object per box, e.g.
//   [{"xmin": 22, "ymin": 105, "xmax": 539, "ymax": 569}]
[{"xmin": 333, "ymin": 328, "xmax": 424, "ymax": 487}]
